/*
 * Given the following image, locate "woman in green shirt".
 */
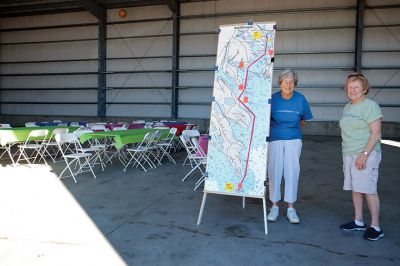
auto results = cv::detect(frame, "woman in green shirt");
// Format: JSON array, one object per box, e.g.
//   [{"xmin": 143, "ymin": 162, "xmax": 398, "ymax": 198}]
[{"xmin": 339, "ymin": 73, "xmax": 383, "ymax": 241}]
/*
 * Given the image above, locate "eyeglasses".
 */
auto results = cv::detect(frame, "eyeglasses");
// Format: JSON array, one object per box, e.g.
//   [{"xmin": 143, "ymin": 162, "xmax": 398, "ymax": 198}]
[{"xmin": 347, "ymin": 73, "xmax": 364, "ymax": 79}]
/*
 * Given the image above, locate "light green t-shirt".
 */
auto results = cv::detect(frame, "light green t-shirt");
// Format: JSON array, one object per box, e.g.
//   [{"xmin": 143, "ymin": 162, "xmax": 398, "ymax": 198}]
[{"xmin": 339, "ymin": 98, "xmax": 383, "ymax": 155}]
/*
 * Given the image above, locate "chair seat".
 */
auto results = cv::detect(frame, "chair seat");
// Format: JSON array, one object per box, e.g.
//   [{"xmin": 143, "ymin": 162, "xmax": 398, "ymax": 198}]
[
  {"xmin": 126, "ymin": 147, "xmax": 150, "ymax": 152},
  {"xmin": 91, "ymin": 144, "xmax": 105, "ymax": 149},
  {"xmin": 44, "ymin": 141, "xmax": 57, "ymax": 146},
  {"xmin": 64, "ymin": 152, "xmax": 92, "ymax": 159},
  {"xmin": 18, "ymin": 144, "xmax": 42, "ymax": 149},
  {"xmin": 156, "ymin": 143, "xmax": 173, "ymax": 147}
]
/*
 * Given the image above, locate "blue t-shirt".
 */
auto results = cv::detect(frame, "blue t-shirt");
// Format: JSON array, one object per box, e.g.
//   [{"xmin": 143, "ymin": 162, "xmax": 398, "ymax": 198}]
[{"xmin": 268, "ymin": 91, "xmax": 313, "ymax": 141}]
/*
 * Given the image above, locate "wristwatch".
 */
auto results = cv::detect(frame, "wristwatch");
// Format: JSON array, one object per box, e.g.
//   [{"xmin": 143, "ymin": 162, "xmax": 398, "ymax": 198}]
[{"xmin": 362, "ymin": 151, "xmax": 369, "ymax": 156}]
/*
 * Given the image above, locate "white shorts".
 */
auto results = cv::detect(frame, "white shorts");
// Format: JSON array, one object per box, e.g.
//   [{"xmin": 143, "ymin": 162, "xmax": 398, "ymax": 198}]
[{"xmin": 343, "ymin": 150, "xmax": 381, "ymax": 194}]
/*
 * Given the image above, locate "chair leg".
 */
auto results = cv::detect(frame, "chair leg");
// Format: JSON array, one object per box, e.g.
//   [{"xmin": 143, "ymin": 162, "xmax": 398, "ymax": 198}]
[
  {"xmin": 182, "ymin": 163, "xmax": 200, "ymax": 182},
  {"xmin": 59, "ymin": 159, "xmax": 78, "ymax": 183},
  {"xmin": 83, "ymin": 158, "xmax": 97, "ymax": 179},
  {"xmin": 194, "ymin": 175, "xmax": 206, "ymax": 190}
]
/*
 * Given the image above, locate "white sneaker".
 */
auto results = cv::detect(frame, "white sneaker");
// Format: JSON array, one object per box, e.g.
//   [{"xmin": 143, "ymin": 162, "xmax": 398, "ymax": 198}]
[
  {"xmin": 267, "ymin": 206, "xmax": 279, "ymax": 222},
  {"xmin": 287, "ymin": 208, "xmax": 300, "ymax": 224}
]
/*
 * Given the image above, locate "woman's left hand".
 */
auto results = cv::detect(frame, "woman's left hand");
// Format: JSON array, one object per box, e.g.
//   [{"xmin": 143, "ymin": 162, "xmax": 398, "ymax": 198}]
[{"xmin": 356, "ymin": 154, "xmax": 368, "ymax": 170}]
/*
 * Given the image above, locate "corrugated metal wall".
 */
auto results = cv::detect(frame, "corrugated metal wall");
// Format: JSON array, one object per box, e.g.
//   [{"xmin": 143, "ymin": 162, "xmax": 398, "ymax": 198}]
[{"xmin": 0, "ymin": 0, "xmax": 399, "ymax": 122}]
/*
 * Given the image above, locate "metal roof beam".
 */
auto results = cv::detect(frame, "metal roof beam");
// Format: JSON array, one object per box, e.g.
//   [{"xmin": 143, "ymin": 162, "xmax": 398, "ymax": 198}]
[
  {"xmin": 75, "ymin": 0, "xmax": 101, "ymax": 19},
  {"xmin": 164, "ymin": 0, "xmax": 177, "ymax": 13},
  {"xmin": 0, "ymin": 0, "xmax": 43, "ymax": 4},
  {"xmin": 0, "ymin": 1, "xmax": 78, "ymax": 13},
  {"xmin": 103, "ymin": 0, "xmax": 165, "ymax": 9}
]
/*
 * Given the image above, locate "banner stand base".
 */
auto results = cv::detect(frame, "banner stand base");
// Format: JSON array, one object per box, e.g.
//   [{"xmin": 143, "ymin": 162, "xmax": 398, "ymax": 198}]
[{"xmin": 197, "ymin": 192, "xmax": 268, "ymax": 235}]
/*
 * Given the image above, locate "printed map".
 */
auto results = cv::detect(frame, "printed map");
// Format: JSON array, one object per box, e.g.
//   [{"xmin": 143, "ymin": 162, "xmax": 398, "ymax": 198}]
[{"xmin": 204, "ymin": 22, "xmax": 276, "ymax": 198}]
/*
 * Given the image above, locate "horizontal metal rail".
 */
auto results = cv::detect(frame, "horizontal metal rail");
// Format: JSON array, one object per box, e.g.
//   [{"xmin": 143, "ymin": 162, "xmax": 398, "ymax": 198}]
[
  {"xmin": 0, "ymin": 22, "xmax": 98, "ymax": 32},
  {"xmin": 0, "ymin": 87, "xmax": 97, "ymax": 91},
  {"xmin": 0, "ymin": 58, "xmax": 98, "ymax": 64},
  {"xmin": 0, "ymin": 17, "xmax": 171, "ymax": 32},
  {"xmin": 4, "ymin": 50, "xmax": 398, "ymax": 65},
  {"xmin": 0, "ymin": 38, "xmax": 97, "ymax": 46},
  {"xmin": 179, "ymin": 6, "xmax": 357, "ymax": 20},
  {"xmin": 0, "ymin": 72, "xmax": 98, "ymax": 77}
]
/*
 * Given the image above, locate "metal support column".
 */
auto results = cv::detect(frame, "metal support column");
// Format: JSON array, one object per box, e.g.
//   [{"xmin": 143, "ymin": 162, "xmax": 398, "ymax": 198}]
[
  {"xmin": 355, "ymin": 0, "xmax": 365, "ymax": 72},
  {"xmin": 98, "ymin": 7, "xmax": 107, "ymax": 118},
  {"xmin": 171, "ymin": 3, "xmax": 180, "ymax": 119}
]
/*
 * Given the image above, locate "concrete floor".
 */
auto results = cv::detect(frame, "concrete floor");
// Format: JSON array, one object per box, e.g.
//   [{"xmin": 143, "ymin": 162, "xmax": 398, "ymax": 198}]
[{"xmin": 0, "ymin": 136, "xmax": 399, "ymax": 265}]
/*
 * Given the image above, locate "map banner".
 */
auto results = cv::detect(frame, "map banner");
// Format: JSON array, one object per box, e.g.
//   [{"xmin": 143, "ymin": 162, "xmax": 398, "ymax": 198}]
[{"xmin": 204, "ymin": 22, "xmax": 276, "ymax": 198}]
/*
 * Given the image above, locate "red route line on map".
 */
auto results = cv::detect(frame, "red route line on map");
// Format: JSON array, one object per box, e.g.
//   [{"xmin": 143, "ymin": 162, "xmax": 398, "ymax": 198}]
[{"xmin": 237, "ymin": 38, "xmax": 268, "ymax": 191}]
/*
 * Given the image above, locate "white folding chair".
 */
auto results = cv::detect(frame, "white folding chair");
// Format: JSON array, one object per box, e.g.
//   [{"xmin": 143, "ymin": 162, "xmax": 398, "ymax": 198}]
[
  {"xmin": 16, "ymin": 129, "xmax": 49, "ymax": 165},
  {"xmin": 113, "ymin": 126, "xmax": 127, "ymax": 131},
  {"xmin": 155, "ymin": 127, "xmax": 177, "ymax": 164},
  {"xmin": 180, "ymin": 135, "xmax": 207, "ymax": 189},
  {"xmin": 25, "ymin": 122, "xmax": 38, "ymax": 127},
  {"xmin": 55, "ymin": 133, "xmax": 96, "ymax": 183},
  {"xmin": 181, "ymin": 129, "xmax": 200, "ymax": 166},
  {"xmin": 74, "ymin": 129, "xmax": 106, "ymax": 171},
  {"xmin": 190, "ymin": 137, "xmax": 207, "ymax": 190},
  {"xmin": 0, "ymin": 124, "xmax": 12, "ymax": 160},
  {"xmin": 147, "ymin": 129, "xmax": 166, "ymax": 167},
  {"xmin": 43, "ymin": 128, "xmax": 69, "ymax": 163},
  {"xmin": 180, "ymin": 135, "xmax": 206, "ymax": 183},
  {"xmin": 89, "ymin": 124, "xmax": 106, "ymax": 131},
  {"xmin": 144, "ymin": 122, "xmax": 154, "ymax": 128},
  {"xmin": 124, "ymin": 132, "xmax": 156, "ymax": 172}
]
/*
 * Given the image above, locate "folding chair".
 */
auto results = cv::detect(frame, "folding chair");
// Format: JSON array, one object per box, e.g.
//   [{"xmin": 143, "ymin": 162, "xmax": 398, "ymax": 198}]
[
  {"xmin": 55, "ymin": 133, "xmax": 96, "ymax": 183},
  {"xmin": 75, "ymin": 129, "xmax": 106, "ymax": 171},
  {"xmin": 70, "ymin": 121, "xmax": 80, "ymax": 127},
  {"xmin": 190, "ymin": 137, "xmax": 207, "ymax": 190},
  {"xmin": 123, "ymin": 131, "xmax": 156, "ymax": 172},
  {"xmin": 113, "ymin": 126, "xmax": 127, "ymax": 131},
  {"xmin": 180, "ymin": 135, "xmax": 207, "ymax": 188},
  {"xmin": 98, "ymin": 128, "xmax": 129, "ymax": 165},
  {"xmin": 147, "ymin": 129, "xmax": 166, "ymax": 167},
  {"xmin": 43, "ymin": 128, "xmax": 69, "ymax": 163},
  {"xmin": 25, "ymin": 122, "xmax": 38, "ymax": 127},
  {"xmin": 16, "ymin": 129, "xmax": 49, "ymax": 165},
  {"xmin": 0, "ymin": 124, "xmax": 12, "ymax": 160},
  {"xmin": 89, "ymin": 124, "xmax": 106, "ymax": 131},
  {"xmin": 181, "ymin": 129, "xmax": 200, "ymax": 166},
  {"xmin": 155, "ymin": 127, "xmax": 177, "ymax": 164}
]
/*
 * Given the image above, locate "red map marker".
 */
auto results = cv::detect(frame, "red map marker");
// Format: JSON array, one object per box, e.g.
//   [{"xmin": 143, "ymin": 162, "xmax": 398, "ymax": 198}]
[
  {"xmin": 239, "ymin": 84, "xmax": 245, "ymax": 90},
  {"xmin": 239, "ymin": 60, "xmax": 244, "ymax": 69},
  {"xmin": 243, "ymin": 96, "xmax": 249, "ymax": 103},
  {"xmin": 268, "ymin": 49, "xmax": 274, "ymax": 56}
]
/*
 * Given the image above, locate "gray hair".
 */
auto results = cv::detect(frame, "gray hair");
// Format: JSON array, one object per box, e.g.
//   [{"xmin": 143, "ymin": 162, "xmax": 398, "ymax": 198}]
[{"xmin": 278, "ymin": 69, "xmax": 298, "ymax": 86}]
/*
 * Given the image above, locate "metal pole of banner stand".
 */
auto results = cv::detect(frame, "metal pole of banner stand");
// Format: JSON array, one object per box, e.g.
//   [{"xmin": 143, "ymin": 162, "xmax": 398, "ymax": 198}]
[{"xmin": 197, "ymin": 192, "xmax": 207, "ymax": 225}]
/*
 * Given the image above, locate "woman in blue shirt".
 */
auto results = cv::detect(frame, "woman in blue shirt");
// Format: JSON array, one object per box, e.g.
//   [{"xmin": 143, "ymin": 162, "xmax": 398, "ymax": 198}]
[{"xmin": 267, "ymin": 69, "xmax": 313, "ymax": 224}]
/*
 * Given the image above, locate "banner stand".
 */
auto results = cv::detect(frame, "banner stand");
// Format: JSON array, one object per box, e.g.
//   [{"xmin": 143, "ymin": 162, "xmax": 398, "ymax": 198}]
[{"xmin": 197, "ymin": 21, "xmax": 276, "ymax": 236}]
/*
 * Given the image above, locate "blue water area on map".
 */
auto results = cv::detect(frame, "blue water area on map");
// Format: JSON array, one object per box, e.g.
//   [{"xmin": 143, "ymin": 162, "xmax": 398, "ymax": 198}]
[{"xmin": 223, "ymin": 97, "xmax": 235, "ymax": 106}]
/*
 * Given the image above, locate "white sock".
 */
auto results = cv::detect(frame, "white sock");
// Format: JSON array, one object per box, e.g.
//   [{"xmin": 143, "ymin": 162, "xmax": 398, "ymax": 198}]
[
  {"xmin": 354, "ymin": 220, "xmax": 365, "ymax": 226},
  {"xmin": 372, "ymin": 226, "xmax": 381, "ymax": 231}
]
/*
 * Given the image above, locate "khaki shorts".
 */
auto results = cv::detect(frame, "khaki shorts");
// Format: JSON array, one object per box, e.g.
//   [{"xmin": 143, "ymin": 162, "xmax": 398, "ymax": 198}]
[{"xmin": 343, "ymin": 150, "xmax": 381, "ymax": 194}]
